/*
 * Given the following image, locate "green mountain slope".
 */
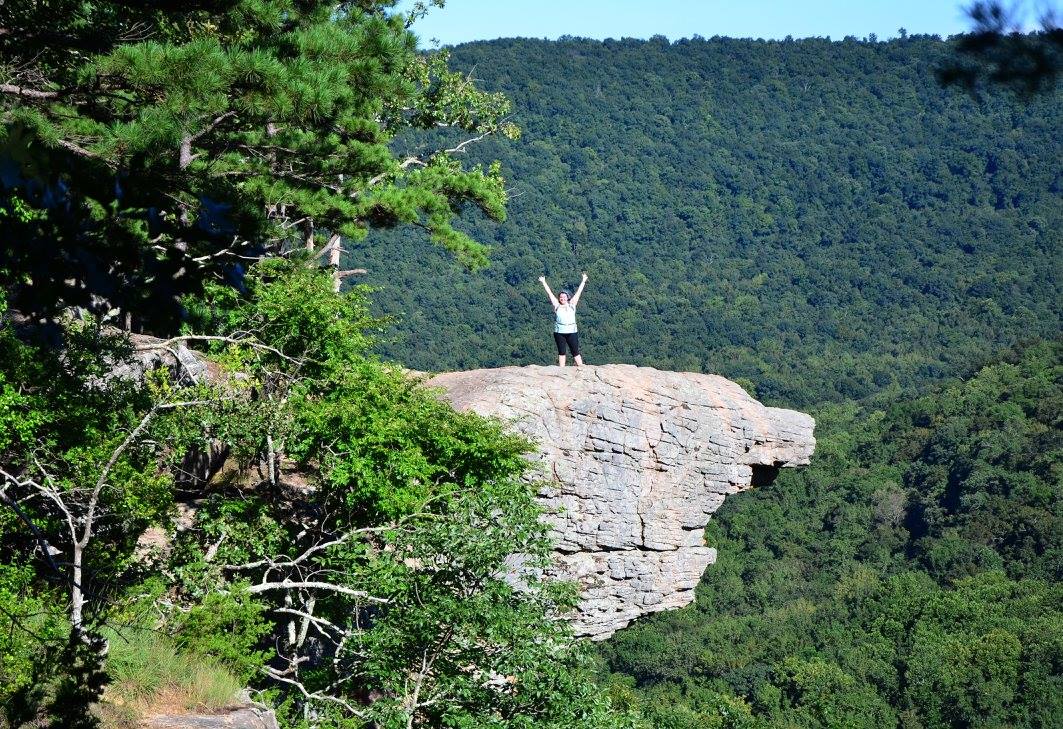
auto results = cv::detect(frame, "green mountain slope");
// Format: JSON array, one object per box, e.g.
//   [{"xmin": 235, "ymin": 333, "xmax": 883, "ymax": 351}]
[
  {"xmin": 597, "ymin": 340, "xmax": 1062, "ymax": 728},
  {"xmin": 357, "ymin": 35, "xmax": 1061, "ymax": 407}
]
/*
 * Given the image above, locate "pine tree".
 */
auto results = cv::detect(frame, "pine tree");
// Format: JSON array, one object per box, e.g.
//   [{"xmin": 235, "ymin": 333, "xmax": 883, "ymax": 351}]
[{"xmin": 0, "ymin": 0, "xmax": 518, "ymax": 325}]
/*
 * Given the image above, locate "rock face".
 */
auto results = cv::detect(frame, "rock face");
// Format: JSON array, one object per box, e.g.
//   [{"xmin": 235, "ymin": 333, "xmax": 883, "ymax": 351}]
[
  {"xmin": 144, "ymin": 705, "xmax": 279, "ymax": 729},
  {"xmin": 428, "ymin": 364, "xmax": 815, "ymax": 640}
]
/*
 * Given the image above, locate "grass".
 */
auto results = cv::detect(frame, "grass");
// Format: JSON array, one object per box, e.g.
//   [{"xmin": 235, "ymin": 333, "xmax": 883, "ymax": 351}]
[{"xmin": 96, "ymin": 628, "xmax": 244, "ymax": 728}]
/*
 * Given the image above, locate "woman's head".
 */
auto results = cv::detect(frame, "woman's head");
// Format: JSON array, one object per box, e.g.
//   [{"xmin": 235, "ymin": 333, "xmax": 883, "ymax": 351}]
[{"xmin": 558, "ymin": 291, "xmax": 570, "ymax": 304}]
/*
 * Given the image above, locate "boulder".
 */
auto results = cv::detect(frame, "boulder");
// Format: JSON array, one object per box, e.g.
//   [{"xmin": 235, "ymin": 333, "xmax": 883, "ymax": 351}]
[{"xmin": 428, "ymin": 364, "xmax": 815, "ymax": 639}]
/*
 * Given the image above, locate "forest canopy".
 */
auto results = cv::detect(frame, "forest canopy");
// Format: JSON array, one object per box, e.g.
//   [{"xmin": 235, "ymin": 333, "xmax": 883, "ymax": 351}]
[
  {"xmin": 0, "ymin": 0, "xmax": 517, "ymax": 328},
  {"xmin": 0, "ymin": 3, "xmax": 632, "ymax": 727},
  {"xmin": 358, "ymin": 34, "xmax": 1061, "ymax": 407},
  {"xmin": 598, "ymin": 341, "xmax": 1062, "ymax": 729},
  {"xmin": 1, "ymin": 4, "xmax": 1060, "ymax": 727}
]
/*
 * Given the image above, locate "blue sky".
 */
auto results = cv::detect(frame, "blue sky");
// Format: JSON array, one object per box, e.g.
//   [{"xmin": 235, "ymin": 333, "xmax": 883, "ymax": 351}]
[{"xmin": 397, "ymin": 0, "xmax": 978, "ymax": 47}]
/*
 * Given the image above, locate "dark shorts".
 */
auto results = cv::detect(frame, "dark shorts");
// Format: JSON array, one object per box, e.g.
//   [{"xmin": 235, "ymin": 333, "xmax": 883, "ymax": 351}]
[{"xmin": 554, "ymin": 331, "xmax": 580, "ymax": 356}]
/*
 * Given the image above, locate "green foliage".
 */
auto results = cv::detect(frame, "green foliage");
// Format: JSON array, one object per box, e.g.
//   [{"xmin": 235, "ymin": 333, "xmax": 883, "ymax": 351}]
[
  {"xmin": 359, "ymin": 36, "xmax": 1060, "ymax": 407},
  {"xmin": 170, "ymin": 591, "xmax": 273, "ymax": 682},
  {"xmin": 0, "ymin": 319, "xmax": 178, "ymax": 608},
  {"xmin": 291, "ymin": 359, "xmax": 531, "ymax": 519},
  {"xmin": 0, "ymin": 562, "xmax": 69, "ymax": 714},
  {"xmin": 3, "ymin": 17, "xmax": 1060, "ymax": 729},
  {"xmin": 0, "ymin": 310, "xmax": 229, "ymax": 724},
  {"xmin": 599, "ymin": 342, "xmax": 1063, "ymax": 728},
  {"xmin": 1, "ymin": 1, "xmax": 515, "ymax": 326},
  {"xmin": 165, "ymin": 261, "xmax": 633, "ymax": 726},
  {"xmin": 0, "ymin": 255, "xmax": 633, "ymax": 726},
  {"xmin": 103, "ymin": 627, "xmax": 244, "ymax": 716},
  {"xmin": 773, "ymin": 657, "xmax": 895, "ymax": 728},
  {"xmin": 892, "ymin": 342, "xmax": 1062, "ymax": 581},
  {"xmin": 186, "ymin": 255, "xmax": 381, "ymax": 380}
]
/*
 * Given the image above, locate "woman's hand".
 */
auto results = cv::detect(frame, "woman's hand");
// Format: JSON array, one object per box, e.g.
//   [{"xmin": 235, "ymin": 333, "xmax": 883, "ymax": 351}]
[
  {"xmin": 538, "ymin": 275, "xmax": 546, "ymax": 283},
  {"xmin": 581, "ymin": 272, "xmax": 588, "ymax": 281}
]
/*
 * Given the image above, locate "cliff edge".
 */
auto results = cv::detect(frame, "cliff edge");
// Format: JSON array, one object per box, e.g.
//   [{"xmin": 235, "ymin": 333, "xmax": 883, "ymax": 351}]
[{"xmin": 428, "ymin": 364, "xmax": 815, "ymax": 640}]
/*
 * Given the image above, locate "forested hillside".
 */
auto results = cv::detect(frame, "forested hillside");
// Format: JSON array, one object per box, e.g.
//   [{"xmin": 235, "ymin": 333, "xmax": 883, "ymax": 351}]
[
  {"xmin": 3, "ymin": 2, "xmax": 1061, "ymax": 725},
  {"xmin": 358, "ymin": 35, "xmax": 1061, "ymax": 406},
  {"xmin": 352, "ymin": 36, "xmax": 1063, "ymax": 726},
  {"xmin": 598, "ymin": 341, "xmax": 1062, "ymax": 728}
]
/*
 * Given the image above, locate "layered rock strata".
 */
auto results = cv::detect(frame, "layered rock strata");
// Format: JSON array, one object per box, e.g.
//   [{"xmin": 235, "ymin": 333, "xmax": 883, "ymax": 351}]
[{"xmin": 428, "ymin": 364, "xmax": 815, "ymax": 640}]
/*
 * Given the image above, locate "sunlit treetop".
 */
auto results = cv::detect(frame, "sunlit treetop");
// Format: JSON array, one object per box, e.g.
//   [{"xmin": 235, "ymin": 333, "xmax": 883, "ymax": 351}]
[{"xmin": 0, "ymin": 0, "xmax": 519, "ymax": 326}]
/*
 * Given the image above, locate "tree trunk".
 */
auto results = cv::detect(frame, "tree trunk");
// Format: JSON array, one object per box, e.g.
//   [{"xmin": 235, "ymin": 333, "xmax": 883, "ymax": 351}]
[
  {"xmin": 328, "ymin": 233, "xmax": 343, "ymax": 292},
  {"xmin": 71, "ymin": 546, "xmax": 85, "ymax": 638}
]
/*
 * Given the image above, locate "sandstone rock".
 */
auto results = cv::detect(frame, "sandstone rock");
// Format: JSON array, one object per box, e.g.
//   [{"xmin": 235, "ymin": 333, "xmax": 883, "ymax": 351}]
[
  {"xmin": 428, "ymin": 364, "xmax": 815, "ymax": 640},
  {"xmin": 143, "ymin": 704, "xmax": 279, "ymax": 729}
]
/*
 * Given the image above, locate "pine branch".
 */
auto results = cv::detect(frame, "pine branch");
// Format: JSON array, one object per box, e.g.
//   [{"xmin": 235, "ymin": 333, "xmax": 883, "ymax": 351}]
[{"xmin": 179, "ymin": 111, "xmax": 237, "ymax": 170}]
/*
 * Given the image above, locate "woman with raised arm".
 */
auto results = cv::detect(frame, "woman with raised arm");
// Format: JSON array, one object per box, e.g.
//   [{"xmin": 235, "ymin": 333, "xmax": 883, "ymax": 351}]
[{"xmin": 538, "ymin": 272, "xmax": 588, "ymax": 367}]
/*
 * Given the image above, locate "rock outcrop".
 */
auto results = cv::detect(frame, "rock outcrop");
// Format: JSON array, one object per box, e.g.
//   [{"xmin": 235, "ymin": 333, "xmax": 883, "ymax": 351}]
[
  {"xmin": 428, "ymin": 365, "xmax": 815, "ymax": 640},
  {"xmin": 143, "ymin": 703, "xmax": 279, "ymax": 729}
]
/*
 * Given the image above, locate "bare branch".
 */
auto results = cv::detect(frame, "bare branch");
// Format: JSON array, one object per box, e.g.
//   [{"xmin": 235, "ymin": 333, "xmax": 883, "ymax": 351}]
[
  {"xmin": 224, "ymin": 523, "xmax": 401, "ymax": 572},
  {"xmin": 179, "ymin": 111, "xmax": 237, "ymax": 170},
  {"xmin": 328, "ymin": 233, "xmax": 343, "ymax": 292},
  {"xmin": 0, "ymin": 476, "xmax": 63, "ymax": 575},
  {"xmin": 55, "ymin": 138, "xmax": 109, "ymax": 164},
  {"xmin": 363, "ymin": 128, "xmax": 495, "ymax": 190},
  {"xmin": 367, "ymin": 156, "xmax": 427, "ymax": 187},
  {"xmin": 273, "ymin": 606, "xmax": 346, "ymax": 637},
  {"xmin": 0, "ymin": 83, "xmax": 58, "ymax": 99},
  {"xmin": 406, "ymin": 650, "xmax": 430, "ymax": 729},
  {"xmin": 135, "ymin": 334, "xmax": 302, "ymax": 365},
  {"xmin": 203, "ymin": 532, "xmax": 226, "ymax": 563},
  {"xmin": 29, "ymin": 455, "xmax": 76, "ymax": 542},
  {"xmin": 189, "ymin": 236, "xmax": 255, "ymax": 265},
  {"xmin": 82, "ymin": 399, "xmax": 210, "ymax": 551},
  {"xmin": 443, "ymin": 131, "xmax": 491, "ymax": 156},
  {"xmin": 68, "ymin": 399, "xmax": 208, "ymax": 632},
  {"xmin": 245, "ymin": 580, "xmax": 388, "ymax": 603},
  {"xmin": 190, "ymin": 111, "xmax": 236, "ymax": 143},
  {"xmin": 295, "ymin": 595, "xmax": 315, "ymax": 647},
  {"xmin": 261, "ymin": 665, "xmax": 365, "ymax": 716}
]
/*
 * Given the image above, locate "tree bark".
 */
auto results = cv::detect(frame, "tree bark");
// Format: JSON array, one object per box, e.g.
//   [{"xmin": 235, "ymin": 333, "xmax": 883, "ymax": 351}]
[{"xmin": 328, "ymin": 233, "xmax": 343, "ymax": 292}]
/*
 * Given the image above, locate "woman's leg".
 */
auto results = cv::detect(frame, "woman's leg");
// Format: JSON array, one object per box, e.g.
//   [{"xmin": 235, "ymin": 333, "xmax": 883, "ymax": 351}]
[
  {"xmin": 553, "ymin": 332, "xmax": 568, "ymax": 367},
  {"xmin": 568, "ymin": 333, "xmax": 583, "ymax": 366}
]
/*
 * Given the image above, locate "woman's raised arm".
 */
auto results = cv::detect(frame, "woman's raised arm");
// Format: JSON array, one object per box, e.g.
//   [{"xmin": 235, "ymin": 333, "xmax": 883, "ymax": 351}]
[
  {"xmin": 538, "ymin": 276, "xmax": 560, "ymax": 309},
  {"xmin": 570, "ymin": 272, "xmax": 589, "ymax": 306}
]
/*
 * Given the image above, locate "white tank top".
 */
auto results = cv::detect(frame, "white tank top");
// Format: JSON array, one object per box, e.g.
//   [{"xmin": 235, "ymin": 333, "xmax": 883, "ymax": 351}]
[{"xmin": 554, "ymin": 303, "xmax": 577, "ymax": 333}]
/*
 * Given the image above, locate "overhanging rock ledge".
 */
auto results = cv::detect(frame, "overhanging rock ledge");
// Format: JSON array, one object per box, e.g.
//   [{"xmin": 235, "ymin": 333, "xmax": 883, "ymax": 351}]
[{"xmin": 427, "ymin": 364, "xmax": 815, "ymax": 640}]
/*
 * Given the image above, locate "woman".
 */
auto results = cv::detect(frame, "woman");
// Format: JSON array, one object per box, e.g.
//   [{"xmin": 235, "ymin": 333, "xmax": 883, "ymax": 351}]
[{"xmin": 538, "ymin": 272, "xmax": 588, "ymax": 367}]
